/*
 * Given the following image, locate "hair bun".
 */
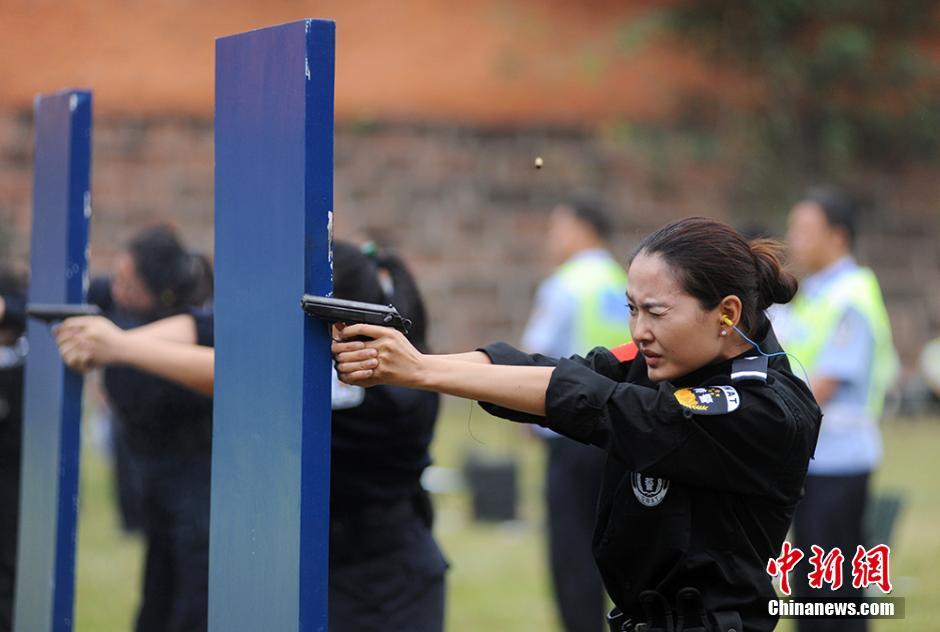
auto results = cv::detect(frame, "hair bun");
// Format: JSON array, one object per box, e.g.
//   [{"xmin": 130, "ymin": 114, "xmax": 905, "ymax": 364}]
[{"xmin": 749, "ymin": 238, "xmax": 798, "ymax": 309}]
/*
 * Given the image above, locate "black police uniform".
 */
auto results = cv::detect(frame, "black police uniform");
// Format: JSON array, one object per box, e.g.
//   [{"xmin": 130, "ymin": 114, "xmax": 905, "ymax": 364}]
[
  {"xmin": 329, "ymin": 384, "xmax": 447, "ymax": 632},
  {"xmin": 192, "ymin": 313, "xmax": 447, "ymax": 631},
  {"xmin": 478, "ymin": 321, "xmax": 821, "ymax": 632},
  {"xmin": 91, "ymin": 281, "xmax": 215, "ymax": 632},
  {"xmin": 0, "ymin": 294, "xmax": 25, "ymax": 632}
]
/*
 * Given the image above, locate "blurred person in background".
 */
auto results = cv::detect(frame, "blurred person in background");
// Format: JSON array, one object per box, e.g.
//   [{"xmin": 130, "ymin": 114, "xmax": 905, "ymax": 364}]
[
  {"xmin": 56, "ymin": 240, "xmax": 448, "ymax": 632},
  {"xmin": 774, "ymin": 187, "xmax": 898, "ymax": 632},
  {"xmin": 0, "ymin": 267, "xmax": 27, "ymax": 632},
  {"xmin": 87, "ymin": 224, "xmax": 215, "ymax": 632},
  {"xmin": 88, "ymin": 226, "xmax": 213, "ymax": 535},
  {"xmin": 326, "ymin": 241, "xmax": 447, "ymax": 632},
  {"xmin": 521, "ymin": 194, "xmax": 627, "ymax": 632}
]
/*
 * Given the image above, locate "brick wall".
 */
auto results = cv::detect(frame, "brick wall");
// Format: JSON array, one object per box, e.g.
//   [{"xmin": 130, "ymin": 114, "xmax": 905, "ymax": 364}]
[{"xmin": 1, "ymin": 110, "xmax": 938, "ymax": 374}]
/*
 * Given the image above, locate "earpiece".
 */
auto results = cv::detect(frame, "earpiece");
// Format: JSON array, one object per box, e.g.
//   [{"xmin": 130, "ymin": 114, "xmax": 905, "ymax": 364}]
[{"xmin": 717, "ymin": 312, "xmax": 811, "ymax": 384}]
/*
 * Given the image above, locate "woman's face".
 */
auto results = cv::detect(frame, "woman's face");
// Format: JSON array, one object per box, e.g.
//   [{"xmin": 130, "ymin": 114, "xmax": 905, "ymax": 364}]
[
  {"xmin": 627, "ymin": 252, "xmax": 726, "ymax": 382},
  {"xmin": 112, "ymin": 251, "xmax": 156, "ymax": 313}
]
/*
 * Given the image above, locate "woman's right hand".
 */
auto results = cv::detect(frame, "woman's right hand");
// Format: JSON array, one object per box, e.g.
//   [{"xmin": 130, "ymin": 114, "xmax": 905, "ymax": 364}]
[
  {"xmin": 331, "ymin": 323, "xmax": 425, "ymax": 389},
  {"xmin": 54, "ymin": 315, "xmax": 128, "ymax": 372}
]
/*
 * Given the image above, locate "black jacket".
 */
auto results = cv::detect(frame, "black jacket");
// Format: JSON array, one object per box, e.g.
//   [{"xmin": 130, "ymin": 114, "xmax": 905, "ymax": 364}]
[
  {"xmin": 90, "ymin": 278, "xmax": 214, "ymax": 457},
  {"xmin": 479, "ymin": 323, "xmax": 821, "ymax": 631},
  {"xmin": 331, "ymin": 385, "xmax": 439, "ymax": 511}
]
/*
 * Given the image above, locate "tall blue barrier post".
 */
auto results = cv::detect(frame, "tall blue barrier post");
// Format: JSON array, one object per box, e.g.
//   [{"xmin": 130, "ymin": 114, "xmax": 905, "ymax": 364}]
[
  {"xmin": 210, "ymin": 20, "xmax": 335, "ymax": 632},
  {"xmin": 14, "ymin": 90, "xmax": 92, "ymax": 632}
]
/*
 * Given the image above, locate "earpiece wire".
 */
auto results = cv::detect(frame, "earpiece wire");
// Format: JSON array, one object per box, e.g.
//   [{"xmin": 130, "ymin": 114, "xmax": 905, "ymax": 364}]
[{"xmin": 729, "ymin": 323, "xmax": 811, "ymax": 385}]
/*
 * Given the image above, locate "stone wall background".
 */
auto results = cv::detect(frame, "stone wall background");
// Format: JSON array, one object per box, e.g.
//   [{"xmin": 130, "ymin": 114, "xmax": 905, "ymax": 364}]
[{"xmin": 2, "ymin": 110, "xmax": 938, "ymax": 376}]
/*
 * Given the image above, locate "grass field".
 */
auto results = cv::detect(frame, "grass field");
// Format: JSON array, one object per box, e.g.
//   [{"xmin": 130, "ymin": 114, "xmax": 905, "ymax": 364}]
[{"xmin": 71, "ymin": 400, "xmax": 940, "ymax": 631}]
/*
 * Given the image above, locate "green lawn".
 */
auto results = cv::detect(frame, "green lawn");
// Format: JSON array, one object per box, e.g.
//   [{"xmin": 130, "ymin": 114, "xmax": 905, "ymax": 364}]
[
  {"xmin": 73, "ymin": 438, "xmax": 143, "ymax": 632},
  {"xmin": 71, "ymin": 402, "xmax": 940, "ymax": 630}
]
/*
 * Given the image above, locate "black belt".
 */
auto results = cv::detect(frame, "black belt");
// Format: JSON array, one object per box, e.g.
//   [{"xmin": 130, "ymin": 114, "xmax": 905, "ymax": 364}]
[{"xmin": 606, "ymin": 588, "xmax": 742, "ymax": 632}]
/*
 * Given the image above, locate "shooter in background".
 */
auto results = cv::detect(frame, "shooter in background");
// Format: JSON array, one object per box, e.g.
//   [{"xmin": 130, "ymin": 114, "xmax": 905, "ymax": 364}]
[
  {"xmin": 55, "ymin": 240, "xmax": 448, "ymax": 632},
  {"xmin": 521, "ymin": 194, "xmax": 627, "ymax": 632},
  {"xmin": 0, "ymin": 268, "xmax": 27, "ymax": 632},
  {"xmin": 88, "ymin": 224, "xmax": 214, "ymax": 632},
  {"xmin": 774, "ymin": 187, "xmax": 898, "ymax": 632},
  {"xmin": 88, "ymin": 226, "xmax": 213, "ymax": 536}
]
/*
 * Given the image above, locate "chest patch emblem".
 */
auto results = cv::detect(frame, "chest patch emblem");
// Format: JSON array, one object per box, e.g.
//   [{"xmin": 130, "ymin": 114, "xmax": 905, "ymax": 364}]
[
  {"xmin": 632, "ymin": 472, "xmax": 670, "ymax": 507},
  {"xmin": 673, "ymin": 385, "xmax": 740, "ymax": 415}
]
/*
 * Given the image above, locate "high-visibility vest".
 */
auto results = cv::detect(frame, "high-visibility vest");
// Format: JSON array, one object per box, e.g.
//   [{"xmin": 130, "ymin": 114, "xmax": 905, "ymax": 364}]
[
  {"xmin": 784, "ymin": 266, "xmax": 898, "ymax": 419},
  {"xmin": 556, "ymin": 254, "xmax": 630, "ymax": 353}
]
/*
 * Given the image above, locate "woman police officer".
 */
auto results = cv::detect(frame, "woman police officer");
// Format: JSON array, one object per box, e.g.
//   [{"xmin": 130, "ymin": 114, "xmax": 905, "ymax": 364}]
[{"xmin": 332, "ymin": 217, "xmax": 822, "ymax": 632}]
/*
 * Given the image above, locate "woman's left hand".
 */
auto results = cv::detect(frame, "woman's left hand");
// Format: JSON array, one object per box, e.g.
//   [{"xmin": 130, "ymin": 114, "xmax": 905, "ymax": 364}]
[{"xmin": 331, "ymin": 323, "xmax": 425, "ymax": 388}]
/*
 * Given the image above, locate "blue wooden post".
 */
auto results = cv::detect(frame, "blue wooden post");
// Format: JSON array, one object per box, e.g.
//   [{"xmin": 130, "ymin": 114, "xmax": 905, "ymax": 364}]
[
  {"xmin": 14, "ymin": 90, "xmax": 92, "ymax": 632},
  {"xmin": 210, "ymin": 20, "xmax": 335, "ymax": 632}
]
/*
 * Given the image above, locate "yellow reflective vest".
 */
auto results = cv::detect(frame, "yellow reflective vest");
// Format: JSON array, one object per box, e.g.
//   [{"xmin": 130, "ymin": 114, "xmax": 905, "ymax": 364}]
[
  {"xmin": 784, "ymin": 266, "xmax": 897, "ymax": 419},
  {"xmin": 556, "ymin": 253, "xmax": 630, "ymax": 352}
]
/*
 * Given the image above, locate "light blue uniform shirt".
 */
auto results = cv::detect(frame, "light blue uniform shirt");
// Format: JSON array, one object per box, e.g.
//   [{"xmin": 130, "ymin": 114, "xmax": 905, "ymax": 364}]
[
  {"xmin": 521, "ymin": 249, "xmax": 621, "ymax": 438},
  {"xmin": 771, "ymin": 256, "xmax": 881, "ymax": 474}
]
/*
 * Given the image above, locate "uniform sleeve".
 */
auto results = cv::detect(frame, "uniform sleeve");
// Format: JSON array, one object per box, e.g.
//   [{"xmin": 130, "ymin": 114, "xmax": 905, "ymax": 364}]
[
  {"xmin": 520, "ymin": 277, "xmax": 575, "ymax": 357},
  {"xmin": 646, "ymin": 384, "xmax": 803, "ymax": 497},
  {"xmin": 812, "ymin": 307, "xmax": 874, "ymax": 385},
  {"xmin": 544, "ymin": 358, "xmax": 688, "ymax": 454},
  {"xmin": 475, "ymin": 342, "xmax": 626, "ymax": 427},
  {"xmin": 189, "ymin": 309, "xmax": 214, "ymax": 347},
  {"xmin": 0, "ymin": 293, "xmax": 26, "ymax": 331},
  {"xmin": 545, "ymin": 359, "xmax": 800, "ymax": 496}
]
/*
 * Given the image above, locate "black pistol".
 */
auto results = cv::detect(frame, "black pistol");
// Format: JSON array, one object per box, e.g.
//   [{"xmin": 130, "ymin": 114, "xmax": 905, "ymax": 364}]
[
  {"xmin": 26, "ymin": 303, "xmax": 102, "ymax": 324},
  {"xmin": 300, "ymin": 295, "xmax": 411, "ymax": 335}
]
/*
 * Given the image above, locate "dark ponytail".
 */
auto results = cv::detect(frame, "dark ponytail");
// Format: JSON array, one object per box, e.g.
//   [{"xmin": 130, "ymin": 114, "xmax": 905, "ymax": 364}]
[
  {"xmin": 749, "ymin": 238, "xmax": 798, "ymax": 309},
  {"xmin": 372, "ymin": 250, "xmax": 430, "ymax": 354},
  {"xmin": 332, "ymin": 241, "xmax": 430, "ymax": 353},
  {"xmin": 128, "ymin": 224, "xmax": 205, "ymax": 314},
  {"xmin": 633, "ymin": 217, "xmax": 798, "ymax": 337},
  {"xmin": 185, "ymin": 253, "xmax": 214, "ymax": 308}
]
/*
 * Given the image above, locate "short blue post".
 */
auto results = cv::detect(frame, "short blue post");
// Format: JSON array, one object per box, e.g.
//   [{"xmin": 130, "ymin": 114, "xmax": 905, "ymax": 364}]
[
  {"xmin": 210, "ymin": 20, "xmax": 335, "ymax": 632},
  {"xmin": 14, "ymin": 90, "xmax": 92, "ymax": 632}
]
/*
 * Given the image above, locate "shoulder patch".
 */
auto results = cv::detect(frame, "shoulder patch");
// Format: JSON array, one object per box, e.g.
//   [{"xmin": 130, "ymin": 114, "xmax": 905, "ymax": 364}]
[
  {"xmin": 610, "ymin": 342, "xmax": 638, "ymax": 363},
  {"xmin": 731, "ymin": 355, "xmax": 769, "ymax": 383},
  {"xmin": 674, "ymin": 385, "xmax": 740, "ymax": 415}
]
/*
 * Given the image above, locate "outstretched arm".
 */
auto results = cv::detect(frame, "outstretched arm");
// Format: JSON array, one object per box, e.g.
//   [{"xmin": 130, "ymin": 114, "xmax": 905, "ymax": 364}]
[
  {"xmin": 128, "ymin": 313, "xmax": 199, "ymax": 343},
  {"xmin": 55, "ymin": 315, "xmax": 215, "ymax": 396},
  {"xmin": 332, "ymin": 323, "xmax": 553, "ymax": 416}
]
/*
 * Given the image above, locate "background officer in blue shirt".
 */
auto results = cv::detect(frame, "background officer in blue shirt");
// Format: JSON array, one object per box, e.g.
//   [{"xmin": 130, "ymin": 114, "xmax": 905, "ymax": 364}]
[
  {"xmin": 521, "ymin": 194, "xmax": 628, "ymax": 632},
  {"xmin": 774, "ymin": 187, "xmax": 898, "ymax": 632}
]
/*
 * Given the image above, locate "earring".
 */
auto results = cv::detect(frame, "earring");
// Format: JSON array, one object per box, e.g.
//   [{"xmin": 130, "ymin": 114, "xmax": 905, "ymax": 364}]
[{"xmin": 720, "ymin": 330, "xmax": 728, "ymax": 336}]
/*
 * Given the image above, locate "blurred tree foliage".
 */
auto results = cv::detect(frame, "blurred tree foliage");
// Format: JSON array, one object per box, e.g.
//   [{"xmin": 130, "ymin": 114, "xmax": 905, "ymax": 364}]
[{"xmin": 636, "ymin": 0, "xmax": 940, "ymax": 214}]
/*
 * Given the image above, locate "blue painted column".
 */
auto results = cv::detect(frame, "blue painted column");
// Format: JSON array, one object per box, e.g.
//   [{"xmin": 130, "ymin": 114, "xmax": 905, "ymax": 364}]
[
  {"xmin": 14, "ymin": 90, "xmax": 92, "ymax": 632},
  {"xmin": 210, "ymin": 20, "xmax": 335, "ymax": 632}
]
